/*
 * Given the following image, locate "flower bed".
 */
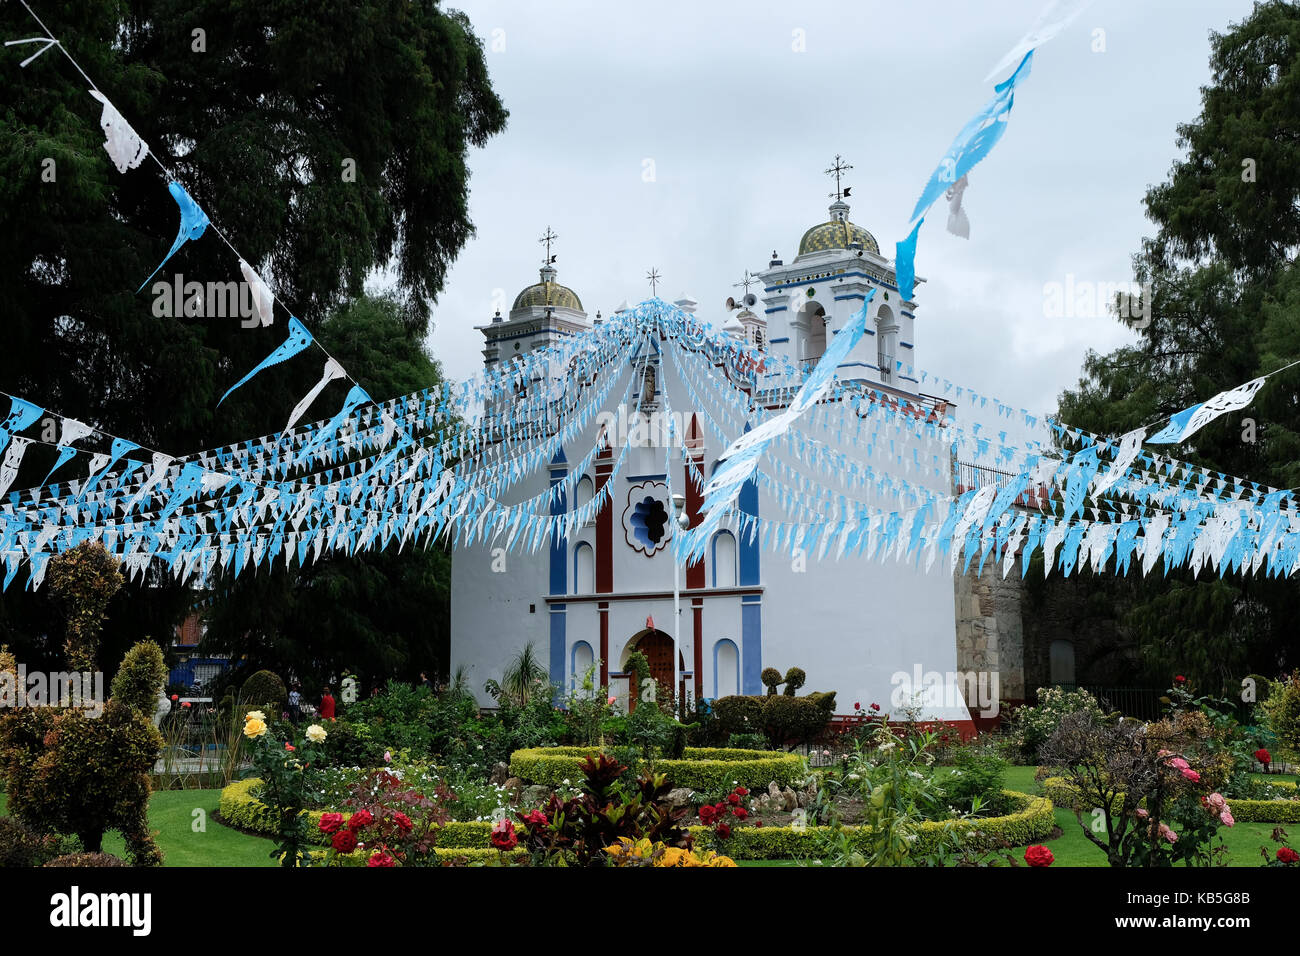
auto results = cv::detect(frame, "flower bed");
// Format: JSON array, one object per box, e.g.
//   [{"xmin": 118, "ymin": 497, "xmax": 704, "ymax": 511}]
[
  {"xmin": 509, "ymin": 746, "xmax": 804, "ymax": 791},
  {"xmin": 220, "ymin": 777, "xmax": 1051, "ymax": 860},
  {"xmin": 1041, "ymin": 776, "xmax": 1300, "ymax": 823}
]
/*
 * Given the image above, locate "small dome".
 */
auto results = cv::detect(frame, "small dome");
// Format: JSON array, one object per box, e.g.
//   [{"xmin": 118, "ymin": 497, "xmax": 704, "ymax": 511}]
[
  {"xmin": 512, "ymin": 280, "xmax": 583, "ymax": 312},
  {"xmin": 798, "ymin": 219, "xmax": 880, "ymax": 257}
]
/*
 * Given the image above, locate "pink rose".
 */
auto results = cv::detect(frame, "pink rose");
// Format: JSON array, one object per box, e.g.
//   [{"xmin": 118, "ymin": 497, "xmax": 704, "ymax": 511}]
[
  {"xmin": 1206, "ymin": 792, "xmax": 1226, "ymax": 811},
  {"xmin": 1168, "ymin": 757, "xmax": 1189, "ymax": 771},
  {"xmin": 607, "ymin": 695, "xmax": 617, "ymax": 707},
  {"xmin": 1219, "ymin": 809, "xmax": 1234, "ymax": 827},
  {"xmin": 1180, "ymin": 768, "xmax": 1200, "ymax": 783},
  {"xmin": 1135, "ymin": 808, "xmax": 1148, "ymax": 819},
  {"xmin": 1158, "ymin": 823, "xmax": 1178, "ymax": 843}
]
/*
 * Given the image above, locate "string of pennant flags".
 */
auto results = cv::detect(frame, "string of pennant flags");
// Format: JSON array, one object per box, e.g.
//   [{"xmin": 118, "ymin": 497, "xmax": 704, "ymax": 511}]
[{"xmin": 7, "ymin": 0, "xmax": 1300, "ymax": 588}]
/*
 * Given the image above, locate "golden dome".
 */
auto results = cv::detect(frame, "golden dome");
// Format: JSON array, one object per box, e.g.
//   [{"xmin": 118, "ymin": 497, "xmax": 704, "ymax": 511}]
[
  {"xmin": 797, "ymin": 219, "xmax": 880, "ymax": 257},
  {"xmin": 512, "ymin": 280, "xmax": 583, "ymax": 312}
]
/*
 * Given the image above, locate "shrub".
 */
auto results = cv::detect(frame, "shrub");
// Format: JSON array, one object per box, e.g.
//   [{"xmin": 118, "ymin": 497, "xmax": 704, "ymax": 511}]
[
  {"xmin": 111, "ymin": 641, "xmax": 168, "ymax": 717},
  {"xmin": 46, "ymin": 541, "xmax": 124, "ymax": 671},
  {"xmin": 713, "ymin": 695, "xmax": 764, "ymax": 737},
  {"xmin": 510, "ymin": 746, "xmax": 804, "ymax": 791},
  {"xmin": 783, "ymin": 667, "xmax": 806, "ymax": 696},
  {"xmin": 726, "ymin": 733, "xmax": 768, "ymax": 750},
  {"xmin": 44, "ymin": 852, "xmax": 127, "ymax": 867},
  {"xmin": 761, "ymin": 695, "xmax": 829, "ymax": 748},
  {"xmin": 241, "ymin": 670, "xmax": 287, "ymax": 715},
  {"xmin": 760, "ymin": 668, "xmax": 783, "ymax": 696},
  {"xmin": 0, "ymin": 817, "xmax": 72, "ymax": 868},
  {"xmin": 939, "ymin": 747, "xmax": 1009, "ymax": 813},
  {"xmin": 1010, "ymin": 686, "xmax": 1105, "ymax": 762},
  {"xmin": 1262, "ymin": 673, "xmax": 1300, "ymax": 762}
]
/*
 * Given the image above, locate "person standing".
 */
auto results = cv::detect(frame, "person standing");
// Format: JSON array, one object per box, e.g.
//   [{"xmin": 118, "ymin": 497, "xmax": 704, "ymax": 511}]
[
  {"xmin": 288, "ymin": 681, "xmax": 302, "ymax": 725},
  {"xmin": 319, "ymin": 686, "xmax": 336, "ymax": 720}
]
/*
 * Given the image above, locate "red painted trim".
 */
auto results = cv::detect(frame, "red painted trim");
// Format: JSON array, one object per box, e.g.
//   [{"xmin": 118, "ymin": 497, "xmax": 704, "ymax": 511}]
[
  {"xmin": 595, "ymin": 449, "xmax": 614, "ymax": 596},
  {"xmin": 544, "ymin": 585, "xmax": 763, "ymax": 604},
  {"xmin": 598, "ymin": 601, "xmax": 609, "ymax": 686},
  {"xmin": 684, "ymin": 413, "xmax": 706, "ymax": 592}
]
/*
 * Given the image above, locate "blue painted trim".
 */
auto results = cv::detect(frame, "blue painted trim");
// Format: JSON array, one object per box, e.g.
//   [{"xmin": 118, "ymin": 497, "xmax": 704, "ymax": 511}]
[
  {"xmin": 741, "ymin": 597, "xmax": 762, "ymax": 695},
  {"xmin": 838, "ymin": 362, "xmax": 880, "ymax": 370},
  {"xmin": 550, "ymin": 604, "xmax": 567, "ymax": 700},
  {"xmin": 625, "ymin": 474, "xmax": 667, "ymax": 483},
  {"xmin": 713, "ymin": 639, "xmax": 740, "ymax": 699},
  {"xmin": 764, "ymin": 307, "xmax": 788, "ymax": 315},
  {"xmin": 834, "ymin": 294, "xmax": 865, "ymax": 302},
  {"xmin": 900, "ymin": 341, "xmax": 914, "ymax": 349},
  {"xmin": 769, "ymin": 336, "xmax": 790, "ymax": 343}
]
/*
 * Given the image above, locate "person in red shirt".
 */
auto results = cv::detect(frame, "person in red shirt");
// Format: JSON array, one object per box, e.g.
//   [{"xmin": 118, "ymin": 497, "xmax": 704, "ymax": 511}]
[{"xmin": 319, "ymin": 686, "xmax": 336, "ymax": 720}]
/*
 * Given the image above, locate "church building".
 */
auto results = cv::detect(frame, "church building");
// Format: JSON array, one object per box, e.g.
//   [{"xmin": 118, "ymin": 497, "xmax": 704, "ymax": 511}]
[{"xmin": 450, "ymin": 176, "xmax": 976, "ymax": 730}]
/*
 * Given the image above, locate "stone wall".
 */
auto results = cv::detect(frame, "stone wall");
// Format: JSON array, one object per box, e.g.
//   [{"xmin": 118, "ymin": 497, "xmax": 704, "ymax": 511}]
[{"xmin": 954, "ymin": 562, "xmax": 1026, "ymax": 705}]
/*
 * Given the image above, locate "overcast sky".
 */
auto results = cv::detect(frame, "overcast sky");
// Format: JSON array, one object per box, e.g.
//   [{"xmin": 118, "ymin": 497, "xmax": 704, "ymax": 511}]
[{"xmin": 418, "ymin": 0, "xmax": 1256, "ymax": 425}]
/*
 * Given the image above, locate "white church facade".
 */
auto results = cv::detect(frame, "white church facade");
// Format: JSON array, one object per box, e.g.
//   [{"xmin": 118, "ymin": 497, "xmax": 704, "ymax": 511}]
[{"xmin": 450, "ymin": 189, "xmax": 975, "ymax": 730}]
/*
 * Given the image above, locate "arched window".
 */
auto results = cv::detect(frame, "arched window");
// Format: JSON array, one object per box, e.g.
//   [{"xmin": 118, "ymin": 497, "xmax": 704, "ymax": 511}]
[
  {"xmin": 573, "ymin": 542, "xmax": 595, "ymax": 595},
  {"xmin": 641, "ymin": 364, "xmax": 658, "ymax": 408},
  {"xmin": 800, "ymin": 303, "xmax": 827, "ymax": 363},
  {"xmin": 714, "ymin": 639, "xmax": 740, "ymax": 699},
  {"xmin": 875, "ymin": 303, "xmax": 897, "ymax": 384},
  {"xmin": 1049, "ymin": 640, "xmax": 1076, "ymax": 686},
  {"xmin": 711, "ymin": 530, "xmax": 737, "ymax": 588},
  {"xmin": 571, "ymin": 641, "xmax": 595, "ymax": 694},
  {"xmin": 575, "ymin": 475, "xmax": 594, "ymax": 519}
]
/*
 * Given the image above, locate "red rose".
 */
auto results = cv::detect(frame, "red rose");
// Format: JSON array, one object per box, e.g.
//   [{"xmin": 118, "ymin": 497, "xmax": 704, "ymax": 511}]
[
  {"xmin": 490, "ymin": 819, "xmax": 518, "ymax": 850},
  {"xmin": 285, "ymin": 743, "xmax": 295, "ymax": 751},
  {"xmin": 331, "ymin": 829, "xmax": 358, "ymax": 854},
  {"xmin": 854, "ymin": 702, "xmax": 861, "ymax": 711},
  {"xmin": 170, "ymin": 694, "xmax": 179, "ymax": 701},
  {"xmin": 393, "ymin": 811, "xmax": 412, "ymax": 834},
  {"xmin": 1256, "ymin": 748, "xmax": 1272, "ymax": 765},
  {"xmin": 727, "ymin": 793, "xmax": 740, "ymax": 805},
  {"xmin": 754, "ymin": 821, "xmax": 764, "ymax": 828},
  {"xmin": 182, "ymin": 701, "xmax": 192, "ymax": 708},
  {"xmin": 734, "ymin": 787, "xmax": 749, "ymax": 797},
  {"xmin": 367, "ymin": 849, "xmax": 396, "ymax": 867},
  {"xmin": 698, "ymin": 805, "xmax": 718, "ymax": 825},
  {"xmin": 733, "ymin": 807, "xmax": 749, "ymax": 820},
  {"xmin": 1024, "ymin": 845, "xmax": 1054, "ymax": 867},
  {"xmin": 319, "ymin": 812, "xmax": 344, "ymax": 834},
  {"xmin": 871, "ymin": 703, "xmax": 880, "ymax": 711},
  {"xmin": 1175, "ymin": 675, "xmax": 1186, "ymax": 684},
  {"xmin": 1278, "ymin": 847, "xmax": 1299, "ymax": 864},
  {"xmin": 716, "ymin": 823, "xmax": 732, "ymax": 839},
  {"xmin": 347, "ymin": 809, "xmax": 373, "ymax": 830}
]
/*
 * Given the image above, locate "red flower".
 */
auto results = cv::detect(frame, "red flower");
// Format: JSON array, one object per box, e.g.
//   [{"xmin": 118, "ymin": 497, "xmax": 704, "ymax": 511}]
[
  {"xmin": 734, "ymin": 787, "xmax": 749, "ymax": 797},
  {"xmin": 854, "ymin": 702, "xmax": 861, "ymax": 711},
  {"xmin": 716, "ymin": 823, "xmax": 732, "ymax": 839},
  {"xmin": 331, "ymin": 829, "xmax": 358, "ymax": 854},
  {"xmin": 347, "ymin": 809, "xmax": 373, "ymax": 831},
  {"xmin": 285, "ymin": 743, "xmax": 295, "ymax": 752},
  {"xmin": 1174, "ymin": 675, "xmax": 1186, "ymax": 684},
  {"xmin": 733, "ymin": 807, "xmax": 749, "ymax": 820},
  {"xmin": 1024, "ymin": 845, "xmax": 1054, "ymax": 867},
  {"xmin": 318, "ymin": 812, "xmax": 344, "ymax": 834},
  {"xmin": 170, "ymin": 694, "xmax": 179, "ymax": 701},
  {"xmin": 698, "ymin": 805, "xmax": 718, "ymax": 825},
  {"xmin": 181, "ymin": 701, "xmax": 192, "ymax": 708},
  {"xmin": 367, "ymin": 849, "xmax": 396, "ymax": 867},
  {"xmin": 754, "ymin": 821, "xmax": 764, "ymax": 828},
  {"xmin": 521, "ymin": 809, "xmax": 548, "ymax": 827},
  {"xmin": 870, "ymin": 703, "xmax": 881, "ymax": 712},
  {"xmin": 392, "ymin": 812, "xmax": 412, "ymax": 834},
  {"xmin": 727, "ymin": 793, "xmax": 740, "ymax": 805},
  {"xmin": 1256, "ymin": 748, "xmax": 1272, "ymax": 765},
  {"xmin": 1277, "ymin": 847, "xmax": 1299, "ymax": 864},
  {"xmin": 491, "ymin": 819, "xmax": 518, "ymax": 850}
]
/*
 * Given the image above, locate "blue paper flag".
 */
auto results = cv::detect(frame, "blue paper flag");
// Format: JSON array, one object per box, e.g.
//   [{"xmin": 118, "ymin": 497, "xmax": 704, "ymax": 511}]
[
  {"xmin": 138, "ymin": 181, "xmax": 211, "ymax": 292},
  {"xmin": 219, "ymin": 317, "xmax": 315, "ymax": 405},
  {"xmin": 895, "ymin": 218, "xmax": 923, "ymax": 302}
]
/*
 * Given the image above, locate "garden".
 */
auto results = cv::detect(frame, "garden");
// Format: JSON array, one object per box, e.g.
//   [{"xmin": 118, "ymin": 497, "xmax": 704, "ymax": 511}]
[{"xmin": 6, "ymin": 619, "xmax": 1300, "ymax": 869}]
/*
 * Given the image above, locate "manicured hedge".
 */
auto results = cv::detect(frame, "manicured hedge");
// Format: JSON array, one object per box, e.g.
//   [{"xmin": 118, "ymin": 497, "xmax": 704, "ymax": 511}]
[
  {"xmin": 509, "ymin": 746, "xmax": 804, "ymax": 791},
  {"xmin": 1042, "ymin": 776, "xmax": 1300, "ymax": 823},
  {"xmin": 688, "ymin": 790, "xmax": 1055, "ymax": 860}
]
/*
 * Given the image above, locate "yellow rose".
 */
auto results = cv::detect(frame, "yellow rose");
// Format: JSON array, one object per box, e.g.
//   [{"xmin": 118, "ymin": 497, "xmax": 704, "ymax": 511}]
[
  {"xmin": 243, "ymin": 717, "xmax": 268, "ymax": 739},
  {"xmin": 245, "ymin": 710, "xmax": 266, "ymax": 723},
  {"xmin": 305, "ymin": 724, "xmax": 327, "ymax": 744}
]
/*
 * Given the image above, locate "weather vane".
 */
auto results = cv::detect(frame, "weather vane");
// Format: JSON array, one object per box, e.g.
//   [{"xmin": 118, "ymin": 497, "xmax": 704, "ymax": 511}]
[
  {"xmin": 825, "ymin": 154, "xmax": 853, "ymax": 200},
  {"xmin": 647, "ymin": 267, "xmax": 661, "ymax": 296},
  {"xmin": 539, "ymin": 226, "xmax": 558, "ymax": 265},
  {"xmin": 734, "ymin": 269, "xmax": 759, "ymax": 297}
]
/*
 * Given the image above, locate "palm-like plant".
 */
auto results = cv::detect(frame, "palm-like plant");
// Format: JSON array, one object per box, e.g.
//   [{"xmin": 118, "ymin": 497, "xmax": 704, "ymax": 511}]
[{"xmin": 498, "ymin": 643, "xmax": 548, "ymax": 708}]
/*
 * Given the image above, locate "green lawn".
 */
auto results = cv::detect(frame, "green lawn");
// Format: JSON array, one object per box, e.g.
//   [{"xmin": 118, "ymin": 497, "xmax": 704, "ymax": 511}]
[
  {"xmin": 1002, "ymin": 765, "xmax": 1294, "ymax": 867},
  {"xmin": 1, "ymin": 788, "xmax": 278, "ymax": 867}
]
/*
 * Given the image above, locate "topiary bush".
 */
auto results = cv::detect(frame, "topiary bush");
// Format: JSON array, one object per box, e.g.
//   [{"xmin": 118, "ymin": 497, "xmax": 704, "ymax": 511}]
[
  {"xmin": 760, "ymin": 668, "xmax": 784, "ymax": 697},
  {"xmin": 111, "ymin": 641, "xmax": 168, "ymax": 717},
  {"xmin": 713, "ymin": 695, "xmax": 764, "ymax": 737},
  {"xmin": 0, "ymin": 817, "xmax": 73, "ymax": 868},
  {"xmin": 760, "ymin": 695, "xmax": 828, "ymax": 748},
  {"xmin": 783, "ymin": 667, "xmax": 806, "ymax": 696},
  {"xmin": 46, "ymin": 541, "xmax": 124, "ymax": 671},
  {"xmin": 1262, "ymin": 672, "xmax": 1300, "ymax": 762},
  {"xmin": 242, "ymin": 670, "xmax": 288, "ymax": 716},
  {"xmin": 44, "ymin": 852, "xmax": 127, "ymax": 867}
]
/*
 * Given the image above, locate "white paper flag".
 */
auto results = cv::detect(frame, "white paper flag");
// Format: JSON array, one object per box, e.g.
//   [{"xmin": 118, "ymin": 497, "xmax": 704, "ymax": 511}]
[{"xmin": 88, "ymin": 90, "xmax": 149, "ymax": 174}]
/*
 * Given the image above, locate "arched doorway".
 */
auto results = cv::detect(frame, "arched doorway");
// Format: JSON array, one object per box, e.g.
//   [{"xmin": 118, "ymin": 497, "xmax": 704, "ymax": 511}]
[{"xmin": 623, "ymin": 628, "xmax": 686, "ymax": 710}]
